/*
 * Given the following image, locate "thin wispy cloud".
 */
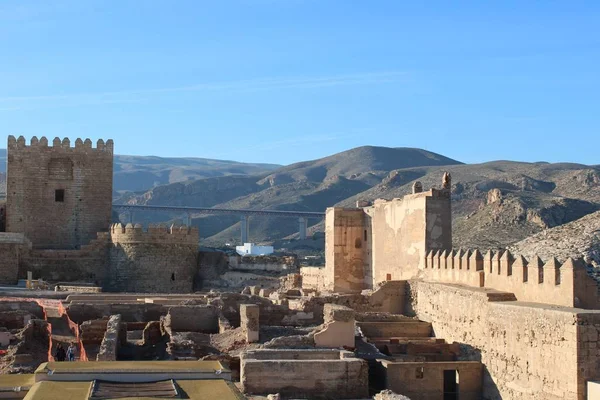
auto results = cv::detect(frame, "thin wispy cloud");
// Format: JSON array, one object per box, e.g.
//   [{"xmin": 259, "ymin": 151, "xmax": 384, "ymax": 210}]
[
  {"xmin": 0, "ymin": 71, "xmax": 409, "ymax": 110},
  {"xmin": 210, "ymin": 131, "xmax": 369, "ymax": 160}
]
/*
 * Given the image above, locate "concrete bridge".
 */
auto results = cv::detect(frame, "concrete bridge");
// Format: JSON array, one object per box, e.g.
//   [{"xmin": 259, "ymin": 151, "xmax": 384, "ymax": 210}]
[{"xmin": 112, "ymin": 204, "xmax": 325, "ymax": 243}]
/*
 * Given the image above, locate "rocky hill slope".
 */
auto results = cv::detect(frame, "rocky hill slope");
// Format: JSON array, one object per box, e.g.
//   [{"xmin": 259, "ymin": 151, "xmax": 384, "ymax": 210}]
[
  {"xmin": 509, "ymin": 210, "xmax": 600, "ymax": 267},
  {"xmin": 117, "ymin": 146, "xmax": 462, "ymax": 243},
  {"xmin": 117, "ymin": 146, "xmax": 600, "ymax": 250},
  {"xmin": 335, "ymin": 161, "xmax": 600, "ymax": 249}
]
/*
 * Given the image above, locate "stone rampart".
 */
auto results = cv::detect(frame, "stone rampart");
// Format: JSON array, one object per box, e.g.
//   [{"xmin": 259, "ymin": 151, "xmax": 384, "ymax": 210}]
[
  {"xmin": 0, "ymin": 233, "xmax": 31, "ymax": 285},
  {"xmin": 110, "ymin": 223, "xmax": 199, "ymax": 245},
  {"xmin": 423, "ymin": 249, "xmax": 600, "ymax": 309},
  {"xmin": 407, "ymin": 280, "xmax": 600, "ymax": 400},
  {"xmin": 6, "ymin": 135, "xmax": 113, "ymax": 249},
  {"xmin": 21, "ymin": 233, "xmax": 109, "ymax": 283},
  {"xmin": 106, "ymin": 223, "xmax": 199, "ymax": 293}
]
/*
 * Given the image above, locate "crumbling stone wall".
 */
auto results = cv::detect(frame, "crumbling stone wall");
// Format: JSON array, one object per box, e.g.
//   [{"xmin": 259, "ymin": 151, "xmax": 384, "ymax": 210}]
[
  {"xmin": 21, "ymin": 233, "xmax": 109, "ymax": 283},
  {"xmin": 229, "ymin": 254, "xmax": 298, "ymax": 272},
  {"xmin": 407, "ymin": 280, "xmax": 600, "ymax": 400},
  {"xmin": 241, "ymin": 349, "xmax": 369, "ymax": 399},
  {"xmin": 96, "ymin": 314, "xmax": 125, "ymax": 361},
  {"xmin": 0, "ymin": 234, "xmax": 30, "ymax": 285},
  {"xmin": 66, "ymin": 302, "xmax": 167, "ymax": 324},
  {"xmin": 313, "ymin": 304, "xmax": 355, "ymax": 348},
  {"xmin": 6, "ymin": 136, "xmax": 113, "ymax": 249},
  {"xmin": 106, "ymin": 223, "xmax": 199, "ymax": 293},
  {"xmin": 163, "ymin": 305, "xmax": 219, "ymax": 334}
]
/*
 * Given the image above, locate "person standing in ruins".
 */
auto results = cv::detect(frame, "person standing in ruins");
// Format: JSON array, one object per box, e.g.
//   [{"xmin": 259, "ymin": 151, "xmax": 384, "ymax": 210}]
[
  {"xmin": 54, "ymin": 344, "xmax": 66, "ymax": 362},
  {"xmin": 67, "ymin": 343, "xmax": 77, "ymax": 361}
]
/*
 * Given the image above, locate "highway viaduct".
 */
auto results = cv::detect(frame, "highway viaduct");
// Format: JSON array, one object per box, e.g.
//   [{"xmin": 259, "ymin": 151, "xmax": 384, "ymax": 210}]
[{"xmin": 112, "ymin": 204, "xmax": 325, "ymax": 243}]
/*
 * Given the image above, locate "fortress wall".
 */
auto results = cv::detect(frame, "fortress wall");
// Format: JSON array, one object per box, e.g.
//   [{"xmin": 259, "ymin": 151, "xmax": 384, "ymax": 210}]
[
  {"xmin": 364, "ymin": 189, "xmax": 452, "ymax": 285},
  {"xmin": 21, "ymin": 233, "xmax": 109, "ymax": 283},
  {"xmin": 324, "ymin": 208, "xmax": 368, "ymax": 293},
  {"xmin": 407, "ymin": 280, "xmax": 600, "ymax": 400},
  {"xmin": 0, "ymin": 233, "xmax": 31, "ymax": 284},
  {"xmin": 106, "ymin": 223, "xmax": 199, "ymax": 293},
  {"xmin": 324, "ymin": 186, "xmax": 452, "ymax": 293},
  {"xmin": 6, "ymin": 136, "xmax": 113, "ymax": 249},
  {"xmin": 424, "ymin": 249, "xmax": 599, "ymax": 309}
]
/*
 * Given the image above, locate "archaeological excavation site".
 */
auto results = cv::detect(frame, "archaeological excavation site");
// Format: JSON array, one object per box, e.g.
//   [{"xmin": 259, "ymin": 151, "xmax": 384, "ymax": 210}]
[{"xmin": 1, "ymin": 136, "xmax": 599, "ymax": 400}]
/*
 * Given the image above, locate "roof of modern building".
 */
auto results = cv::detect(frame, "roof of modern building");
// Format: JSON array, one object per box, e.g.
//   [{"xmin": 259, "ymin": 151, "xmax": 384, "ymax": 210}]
[{"xmin": 23, "ymin": 379, "xmax": 243, "ymax": 400}]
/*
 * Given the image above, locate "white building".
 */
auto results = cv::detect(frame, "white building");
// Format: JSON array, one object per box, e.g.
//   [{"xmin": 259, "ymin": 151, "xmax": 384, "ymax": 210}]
[{"xmin": 236, "ymin": 243, "xmax": 274, "ymax": 256}]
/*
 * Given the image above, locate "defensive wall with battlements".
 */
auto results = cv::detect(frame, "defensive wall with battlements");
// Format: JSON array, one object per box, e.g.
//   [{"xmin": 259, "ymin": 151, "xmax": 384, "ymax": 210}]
[
  {"xmin": 6, "ymin": 135, "xmax": 113, "ymax": 249},
  {"xmin": 106, "ymin": 223, "xmax": 199, "ymax": 293},
  {"xmin": 423, "ymin": 249, "xmax": 600, "ymax": 309}
]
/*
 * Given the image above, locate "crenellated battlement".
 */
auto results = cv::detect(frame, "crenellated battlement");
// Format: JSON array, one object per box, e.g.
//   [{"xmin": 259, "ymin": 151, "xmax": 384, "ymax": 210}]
[
  {"xmin": 7, "ymin": 135, "xmax": 114, "ymax": 153},
  {"xmin": 109, "ymin": 223, "xmax": 199, "ymax": 245},
  {"xmin": 423, "ymin": 249, "xmax": 600, "ymax": 309}
]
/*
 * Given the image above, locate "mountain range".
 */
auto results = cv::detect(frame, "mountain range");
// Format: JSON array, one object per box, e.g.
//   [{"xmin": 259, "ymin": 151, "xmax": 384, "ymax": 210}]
[
  {"xmin": 1, "ymin": 145, "xmax": 599, "ymax": 259},
  {"xmin": 116, "ymin": 146, "xmax": 600, "ymax": 254},
  {"xmin": 0, "ymin": 149, "xmax": 280, "ymax": 193}
]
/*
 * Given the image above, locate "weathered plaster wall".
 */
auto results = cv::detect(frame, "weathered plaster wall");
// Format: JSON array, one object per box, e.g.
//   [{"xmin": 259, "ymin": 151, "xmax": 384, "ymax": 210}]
[
  {"xmin": 365, "ymin": 189, "xmax": 451, "ymax": 286},
  {"xmin": 407, "ymin": 280, "xmax": 600, "ymax": 400},
  {"xmin": 6, "ymin": 136, "xmax": 113, "ymax": 249},
  {"xmin": 241, "ymin": 349, "xmax": 369, "ymax": 399},
  {"xmin": 379, "ymin": 360, "xmax": 482, "ymax": 400}
]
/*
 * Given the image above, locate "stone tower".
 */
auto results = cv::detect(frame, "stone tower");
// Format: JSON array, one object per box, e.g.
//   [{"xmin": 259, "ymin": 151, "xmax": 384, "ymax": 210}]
[{"xmin": 6, "ymin": 136, "xmax": 114, "ymax": 249}]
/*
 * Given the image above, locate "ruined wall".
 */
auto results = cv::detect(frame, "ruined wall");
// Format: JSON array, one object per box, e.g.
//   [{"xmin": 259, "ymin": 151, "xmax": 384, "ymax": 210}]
[
  {"xmin": 6, "ymin": 136, "xmax": 113, "ymax": 249},
  {"xmin": 423, "ymin": 250, "xmax": 600, "ymax": 309},
  {"xmin": 300, "ymin": 266, "xmax": 327, "ymax": 292},
  {"xmin": 21, "ymin": 233, "xmax": 109, "ymax": 283},
  {"xmin": 229, "ymin": 254, "xmax": 298, "ymax": 272},
  {"xmin": 107, "ymin": 223, "xmax": 199, "ymax": 293},
  {"xmin": 0, "ymin": 233, "xmax": 30, "ymax": 284},
  {"xmin": 241, "ymin": 349, "xmax": 369, "ymax": 399},
  {"xmin": 324, "ymin": 208, "xmax": 368, "ymax": 293},
  {"xmin": 407, "ymin": 280, "xmax": 600, "ymax": 400},
  {"xmin": 365, "ymin": 189, "xmax": 451, "ymax": 286},
  {"xmin": 379, "ymin": 360, "xmax": 482, "ymax": 400}
]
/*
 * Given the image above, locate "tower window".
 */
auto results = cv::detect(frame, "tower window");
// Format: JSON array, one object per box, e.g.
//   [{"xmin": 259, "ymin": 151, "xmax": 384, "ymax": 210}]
[{"xmin": 55, "ymin": 189, "xmax": 65, "ymax": 202}]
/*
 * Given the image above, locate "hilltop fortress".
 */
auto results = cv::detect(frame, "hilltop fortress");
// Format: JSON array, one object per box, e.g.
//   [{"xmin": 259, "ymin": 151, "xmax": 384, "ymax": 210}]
[
  {"xmin": 1, "ymin": 136, "xmax": 600, "ymax": 399},
  {"xmin": 1, "ymin": 136, "xmax": 200, "ymax": 292}
]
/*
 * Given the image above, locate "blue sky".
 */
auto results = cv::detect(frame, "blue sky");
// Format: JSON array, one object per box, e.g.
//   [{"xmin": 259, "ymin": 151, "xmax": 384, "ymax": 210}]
[{"xmin": 0, "ymin": 1, "xmax": 598, "ymax": 165}]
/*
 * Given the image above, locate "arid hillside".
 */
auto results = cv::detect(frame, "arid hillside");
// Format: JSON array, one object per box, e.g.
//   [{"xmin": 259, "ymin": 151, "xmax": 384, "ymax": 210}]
[
  {"xmin": 116, "ymin": 147, "xmax": 600, "ymax": 250},
  {"xmin": 0, "ymin": 149, "xmax": 280, "ymax": 194}
]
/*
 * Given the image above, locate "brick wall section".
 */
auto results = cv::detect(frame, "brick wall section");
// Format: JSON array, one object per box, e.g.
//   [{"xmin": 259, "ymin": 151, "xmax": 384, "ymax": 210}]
[
  {"xmin": 6, "ymin": 136, "xmax": 113, "ymax": 249},
  {"xmin": 407, "ymin": 280, "xmax": 600, "ymax": 400},
  {"xmin": 106, "ymin": 223, "xmax": 199, "ymax": 293}
]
